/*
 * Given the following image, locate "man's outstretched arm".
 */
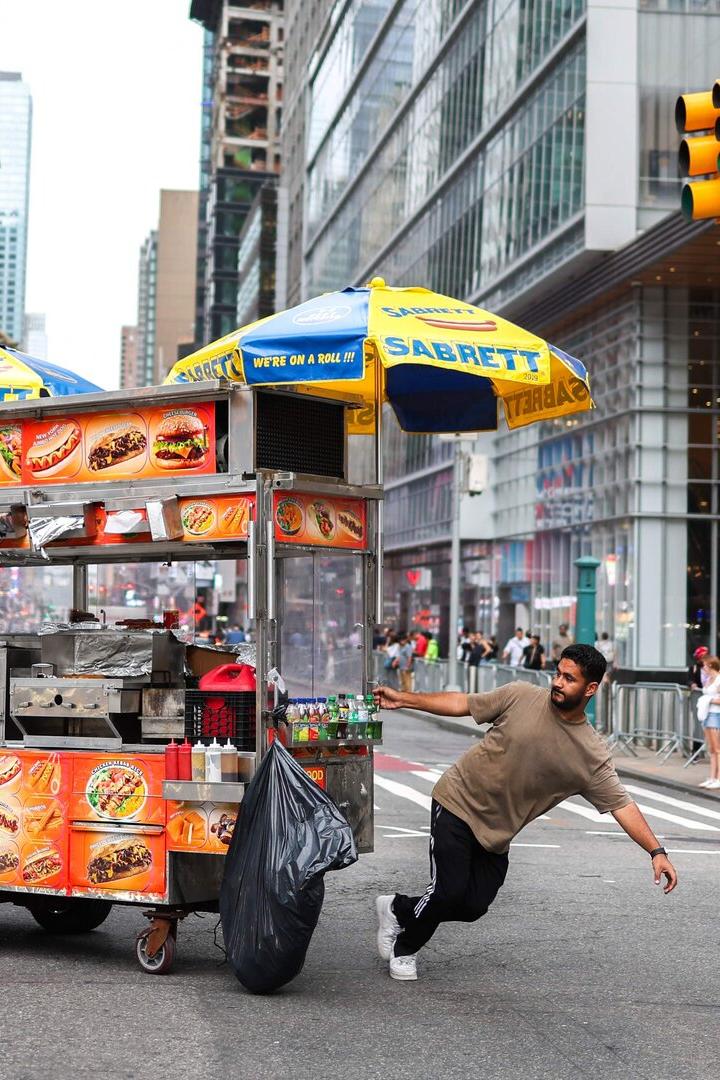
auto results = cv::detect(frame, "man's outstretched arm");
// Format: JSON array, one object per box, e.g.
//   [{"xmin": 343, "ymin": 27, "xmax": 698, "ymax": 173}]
[
  {"xmin": 612, "ymin": 802, "xmax": 678, "ymax": 893},
  {"xmin": 373, "ymin": 686, "xmax": 470, "ymax": 716}
]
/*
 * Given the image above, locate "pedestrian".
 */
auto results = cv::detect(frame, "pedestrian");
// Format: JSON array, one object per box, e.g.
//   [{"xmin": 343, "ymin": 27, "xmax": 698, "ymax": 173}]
[
  {"xmin": 487, "ymin": 634, "xmax": 499, "ymax": 661},
  {"xmin": 457, "ymin": 627, "xmax": 473, "ymax": 665},
  {"xmin": 398, "ymin": 632, "xmax": 414, "ymax": 693},
  {"xmin": 412, "ymin": 629, "xmax": 428, "ymax": 660},
  {"xmin": 697, "ymin": 655, "xmax": 720, "ymax": 789},
  {"xmin": 596, "ymin": 632, "xmax": 616, "ymax": 669},
  {"xmin": 383, "ymin": 632, "xmax": 401, "ymax": 687},
  {"xmin": 502, "ymin": 627, "xmax": 528, "ymax": 667},
  {"xmin": 372, "ymin": 625, "xmax": 387, "ymax": 650},
  {"xmin": 468, "ymin": 633, "xmax": 490, "ymax": 667},
  {"xmin": 522, "ymin": 633, "xmax": 545, "ymax": 670},
  {"xmin": 689, "ymin": 645, "xmax": 709, "ymax": 690},
  {"xmin": 225, "ymin": 623, "xmax": 246, "ymax": 645},
  {"xmin": 425, "ymin": 633, "xmax": 439, "ymax": 662},
  {"xmin": 373, "ymin": 644, "xmax": 677, "ymax": 981},
  {"xmin": 551, "ymin": 623, "xmax": 574, "ymax": 666}
]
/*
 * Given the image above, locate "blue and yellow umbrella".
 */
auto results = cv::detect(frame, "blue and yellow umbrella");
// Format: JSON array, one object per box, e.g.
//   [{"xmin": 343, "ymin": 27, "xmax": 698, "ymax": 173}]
[
  {"xmin": 166, "ymin": 279, "xmax": 592, "ymax": 434},
  {"xmin": 0, "ymin": 347, "xmax": 102, "ymax": 401}
]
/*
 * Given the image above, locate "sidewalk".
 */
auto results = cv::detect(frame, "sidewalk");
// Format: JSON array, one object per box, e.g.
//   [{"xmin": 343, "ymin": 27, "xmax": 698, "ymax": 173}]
[{"xmin": 405, "ymin": 709, "xmax": 720, "ymax": 802}]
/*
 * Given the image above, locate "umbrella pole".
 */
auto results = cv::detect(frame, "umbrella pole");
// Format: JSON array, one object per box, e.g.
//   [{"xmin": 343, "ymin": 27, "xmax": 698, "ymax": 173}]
[
  {"xmin": 374, "ymin": 353, "xmax": 384, "ymax": 634},
  {"xmin": 446, "ymin": 443, "xmax": 463, "ymax": 691}
]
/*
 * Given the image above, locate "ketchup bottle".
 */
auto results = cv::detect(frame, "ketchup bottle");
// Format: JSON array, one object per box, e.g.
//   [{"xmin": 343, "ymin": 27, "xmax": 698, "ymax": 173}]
[
  {"xmin": 178, "ymin": 738, "xmax": 193, "ymax": 780},
  {"xmin": 164, "ymin": 739, "xmax": 179, "ymax": 781}
]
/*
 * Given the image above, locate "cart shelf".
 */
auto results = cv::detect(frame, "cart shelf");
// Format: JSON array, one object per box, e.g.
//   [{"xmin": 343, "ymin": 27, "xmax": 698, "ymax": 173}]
[{"xmin": 162, "ymin": 780, "xmax": 246, "ymax": 802}]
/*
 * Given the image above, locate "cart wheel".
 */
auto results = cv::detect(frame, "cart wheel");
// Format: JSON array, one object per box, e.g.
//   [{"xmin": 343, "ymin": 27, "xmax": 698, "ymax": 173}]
[
  {"xmin": 28, "ymin": 898, "xmax": 113, "ymax": 934},
  {"xmin": 135, "ymin": 929, "xmax": 176, "ymax": 974}
]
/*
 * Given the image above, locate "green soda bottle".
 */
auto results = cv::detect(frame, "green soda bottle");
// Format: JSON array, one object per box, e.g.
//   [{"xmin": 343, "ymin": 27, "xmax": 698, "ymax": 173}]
[{"xmin": 326, "ymin": 695, "xmax": 338, "ymax": 739}]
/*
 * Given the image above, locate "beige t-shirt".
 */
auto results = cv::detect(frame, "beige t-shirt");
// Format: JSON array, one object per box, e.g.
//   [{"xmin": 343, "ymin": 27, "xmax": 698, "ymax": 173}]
[{"xmin": 432, "ymin": 682, "xmax": 632, "ymax": 853}]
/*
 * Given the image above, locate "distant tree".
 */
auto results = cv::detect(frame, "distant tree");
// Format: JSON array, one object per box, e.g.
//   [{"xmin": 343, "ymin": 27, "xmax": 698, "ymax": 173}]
[{"xmin": 0, "ymin": 330, "xmax": 18, "ymax": 348}]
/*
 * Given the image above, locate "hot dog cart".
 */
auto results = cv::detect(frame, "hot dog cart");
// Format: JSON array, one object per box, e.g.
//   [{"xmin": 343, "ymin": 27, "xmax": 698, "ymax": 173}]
[{"xmin": 0, "ymin": 380, "xmax": 381, "ymax": 972}]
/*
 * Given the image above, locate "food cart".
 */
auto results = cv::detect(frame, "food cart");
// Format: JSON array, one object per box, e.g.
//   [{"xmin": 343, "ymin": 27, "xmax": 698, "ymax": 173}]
[{"xmin": 0, "ymin": 380, "xmax": 381, "ymax": 972}]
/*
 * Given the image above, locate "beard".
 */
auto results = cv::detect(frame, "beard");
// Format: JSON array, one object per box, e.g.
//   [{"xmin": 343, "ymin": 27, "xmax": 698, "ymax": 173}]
[{"xmin": 550, "ymin": 685, "xmax": 586, "ymax": 711}]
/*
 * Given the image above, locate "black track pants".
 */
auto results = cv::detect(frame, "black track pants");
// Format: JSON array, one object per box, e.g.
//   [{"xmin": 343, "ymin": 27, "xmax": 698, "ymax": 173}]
[{"xmin": 392, "ymin": 800, "xmax": 509, "ymax": 956}]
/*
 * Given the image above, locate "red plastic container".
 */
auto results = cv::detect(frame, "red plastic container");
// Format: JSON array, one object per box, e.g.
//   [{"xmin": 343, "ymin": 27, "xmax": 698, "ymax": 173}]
[
  {"xmin": 164, "ymin": 739, "xmax": 179, "ymax": 780},
  {"xmin": 177, "ymin": 738, "xmax": 193, "ymax": 780},
  {"xmin": 199, "ymin": 664, "xmax": 257, "ymax": 693},
  {"xmin": 198, "ymin": 664, "xmax": 257, "ymax": 740}
]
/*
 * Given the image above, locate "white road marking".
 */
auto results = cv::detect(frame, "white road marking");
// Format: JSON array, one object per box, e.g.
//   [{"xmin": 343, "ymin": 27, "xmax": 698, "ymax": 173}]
[
  {"xmin": 665, "ymin": 848, "xmax": 720, "ymax": 854},
  {"xmin": 586, "ymin": 831, "xmax": 666, "ymax": 838},
  {"xmin": 510, "ymin": 843, "xmax": 560, "ymax": 849},
  {"xmin": 633, "ymin": 802, "xmax": 719, "ymax": 832},
  {"xmin": 410, "ymin": 769, "xmax": 443, "ymax": 783},
  {"xmin": 374, "ymin": 774, "xmax": 433, "ymax": 811},
  {"xmin": 623, "ymin": 783, "xmax": 720, "ymax": 822},
  {"xmin": 557, "ymin": 800, "xmax": 608, "ymax": 823}
]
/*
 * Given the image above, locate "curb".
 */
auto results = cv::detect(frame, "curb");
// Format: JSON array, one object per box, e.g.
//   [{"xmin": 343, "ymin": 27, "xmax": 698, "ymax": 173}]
[
  {"xmin": 400, "ymin": 709, "xmax": 720, "ymax": 805},
  {"xmin": 613, "ymin": 762, "xmax": 720, "ymax": 804}
]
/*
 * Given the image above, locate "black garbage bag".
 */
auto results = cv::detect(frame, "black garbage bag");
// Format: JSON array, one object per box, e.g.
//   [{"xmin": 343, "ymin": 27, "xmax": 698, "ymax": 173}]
[{"xmin": 220, "ymin": 739, "xmax": 357, "ymax": 993}]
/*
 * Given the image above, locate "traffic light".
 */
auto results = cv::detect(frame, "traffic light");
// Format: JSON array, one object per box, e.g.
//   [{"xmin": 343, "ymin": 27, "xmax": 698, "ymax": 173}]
[{"xmin": 676, "ymin": 82, "xmax": 720, "ymax": 220}]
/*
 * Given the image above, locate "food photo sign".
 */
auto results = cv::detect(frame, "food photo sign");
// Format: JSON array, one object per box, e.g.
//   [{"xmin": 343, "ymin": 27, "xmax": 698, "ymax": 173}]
[
  {"xmin": 0, "ymin": 403, "xmax": 216, "ymax": 487},
  {"xmin": 273, "ymin": 491, "xmax": 367, "ymax": 550}
]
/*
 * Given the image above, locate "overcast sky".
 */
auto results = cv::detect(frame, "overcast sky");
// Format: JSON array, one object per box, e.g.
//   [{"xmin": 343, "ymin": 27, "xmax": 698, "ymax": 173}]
[{"xmin": 0, "ymin": 0, "xmax": 202, "ymax": 389}]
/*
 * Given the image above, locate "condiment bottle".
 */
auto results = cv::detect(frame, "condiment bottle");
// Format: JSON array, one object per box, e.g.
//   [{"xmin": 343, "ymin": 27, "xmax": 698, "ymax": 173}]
[
  {"xmin": 191, "ymin": 740, "xmax": 206, "ymax": 781},
  {"xmin": 221, "ymin": 740, "xmax": 238, "ymax": 782},
  {"xmin": 206, "ymin": 738, "xmax": 223, "ymax": 783},
  {"xmin": 178, "ymin": 738, "xmax": 192, "ymax": 780},
  {"xmin": 164, "ymin": 739, "xmax": 179, "ymax": 780}
]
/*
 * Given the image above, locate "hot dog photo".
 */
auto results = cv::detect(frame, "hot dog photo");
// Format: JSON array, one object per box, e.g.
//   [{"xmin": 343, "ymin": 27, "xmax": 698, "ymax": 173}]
[{"xmin": 25, "ymin": 420, "xmax": 82, "ymax": 478}]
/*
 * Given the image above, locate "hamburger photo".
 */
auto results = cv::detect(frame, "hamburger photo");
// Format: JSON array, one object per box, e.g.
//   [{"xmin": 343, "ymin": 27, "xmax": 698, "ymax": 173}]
[
  {"xmin": 0, "ymin": 425, "xmax": 21, "ymax": 482},
  {"xmin": 151, "ymin": 411, "xmax": 209, "ymax": 471},
  {"xmin": 26, "ymin": 421, "xmax": 82, "ymax": 477}
]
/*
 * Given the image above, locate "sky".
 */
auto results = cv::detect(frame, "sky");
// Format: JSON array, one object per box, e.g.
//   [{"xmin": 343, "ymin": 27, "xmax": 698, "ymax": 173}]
[{"xmin": 0, "ymin": 0, "xmax": 203, "ymax": 389}]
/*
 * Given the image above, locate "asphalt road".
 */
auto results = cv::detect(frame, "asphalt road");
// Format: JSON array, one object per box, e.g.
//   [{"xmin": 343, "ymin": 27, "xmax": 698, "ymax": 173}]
[{"xmin": 1, "ymin": 713, "xmax": 718, "ymax": 1080}]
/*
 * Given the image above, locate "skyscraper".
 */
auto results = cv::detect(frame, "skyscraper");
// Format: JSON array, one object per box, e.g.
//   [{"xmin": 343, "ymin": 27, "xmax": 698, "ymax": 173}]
[
  {"xmin": 190, "ymin": 1, "xmax": 285, "ymax": 343},
  {"xmin": 0, "ymin": 72, "xmax": 32, "ymax": 346},
  {"xmin": 22, "ymin": 312, "xmax": 47, "ymax": 360},
  {"xmin": 282, "ymin": 0, "xmax": 720, "ymax": 672},
  {"xmin": 119, "ymin": 325, "xmax": 139, "ymax": 389},
  {"xmin": 131, "ymin": 190, "xmax": 199, "ymax": 386}
]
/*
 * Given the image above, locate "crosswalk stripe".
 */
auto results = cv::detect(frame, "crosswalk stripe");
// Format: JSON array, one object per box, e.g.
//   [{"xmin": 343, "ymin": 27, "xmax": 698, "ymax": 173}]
[
  {"xmin": 557, "ymin": 800, "xmax": 608, "ymax": 822},
  {"xmin": 410, "ymin": 769, "xmax": 442, "ymax": 783},
  {"xmin": 374, "ymin": 774, "xmax": 432, "ymax": 811},
  {"xmin": 633, "ymin": 801, "xmax": 719, "ymax": 832},
  {"xmin": 622, "ymin": 783, "xmax": 720, "ymax": 822}
]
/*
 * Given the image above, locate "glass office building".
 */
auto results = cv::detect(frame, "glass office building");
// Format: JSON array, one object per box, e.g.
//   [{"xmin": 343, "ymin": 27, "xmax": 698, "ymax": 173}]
[
  {"xmin": 289, "ymin": 0, "xmax": 720, "ymax": 670},
  {"xmin": 0, "ymin": 73, "xmax": 32, "ymax": 346}
]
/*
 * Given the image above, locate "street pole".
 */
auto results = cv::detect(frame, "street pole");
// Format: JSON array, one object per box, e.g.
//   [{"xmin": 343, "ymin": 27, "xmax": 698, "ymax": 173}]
[
  {"xmin": 574, "ymin": 555, "xmax": 600, "ymax": 726},
  {"xmin": 446, "ymin": 442, "xmax": 463, "ymax": 690}
]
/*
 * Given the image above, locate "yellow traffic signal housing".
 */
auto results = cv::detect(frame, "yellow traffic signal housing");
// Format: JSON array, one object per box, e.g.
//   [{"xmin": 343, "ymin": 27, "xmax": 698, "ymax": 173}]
[{"xmin": 676, "ymin": 83, "xmax": 720, "ymax": 220}]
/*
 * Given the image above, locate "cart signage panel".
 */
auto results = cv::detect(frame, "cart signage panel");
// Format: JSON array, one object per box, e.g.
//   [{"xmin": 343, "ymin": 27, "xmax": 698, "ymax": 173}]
[
  {"xmin": 0, "ymin": 750, "xmax": 70, "ymax": 893},
  {"xmin": 0, "ymin": 402, "xmax": 217, "ymax": 488},
  {"xmin": 166, "ymin": 801, "xmax": 239, "ymax": 854},
  {"xmin": 273, "ymin": 492, "xmax": 367, "ymax": 549},
  {"xmin": 302, "ymin": 765, "xmax": 326, "ymax": 790}
]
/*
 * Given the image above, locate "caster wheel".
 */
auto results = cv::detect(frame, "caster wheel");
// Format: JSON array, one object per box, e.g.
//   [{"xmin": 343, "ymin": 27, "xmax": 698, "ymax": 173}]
[{"xmin": 135, "ymin": 929, "xmax": 176, "ymax": 974}]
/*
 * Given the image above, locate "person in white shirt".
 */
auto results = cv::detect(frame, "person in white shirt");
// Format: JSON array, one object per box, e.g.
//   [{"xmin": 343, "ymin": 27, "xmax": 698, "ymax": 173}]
[
  {"xmin": 596, "ymin": 632, "xmax": 616, "ymax": 668},
  {"xmin": 502, "ymin": 628, "xmax": 529, "ymax": 667}
]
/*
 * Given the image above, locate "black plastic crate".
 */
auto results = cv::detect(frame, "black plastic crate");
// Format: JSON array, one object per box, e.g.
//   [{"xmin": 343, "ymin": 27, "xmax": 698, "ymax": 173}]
[{"xmin": 184, "ymin": 690, "xmax": 256, "ymax": 750}]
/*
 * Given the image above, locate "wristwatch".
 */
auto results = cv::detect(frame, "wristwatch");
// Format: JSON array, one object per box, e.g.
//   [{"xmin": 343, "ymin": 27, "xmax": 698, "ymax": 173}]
[{"xmin": 649, "ymin": 846, "xmax": 667, "ymax": 859}]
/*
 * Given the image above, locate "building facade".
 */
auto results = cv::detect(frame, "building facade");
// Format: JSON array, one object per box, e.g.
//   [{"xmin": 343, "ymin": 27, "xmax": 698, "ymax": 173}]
[
  {"xmin": 190, "ymin": 0, "xmax": 284, "ymax": 343},
  {"xmin": 119, "ymin": 325, "xmax": 139, "ymax": 389},
  {"xmin": 287, "ymin": 0, "xmax": 720, "ymax": 672},
  {"xmin": 22, "ymin": 312, "xmax": 47, "ymax": 360},
  {"xmin": 135, "ymin": 231, "xmax": 157, "ymax": 387},
  {"xmin": 154, "ymin": 189, "xmax": 199, "ymax": 382},
  {"xmin": 0, "ymin": 73, "xmax": 32, "ymax": 346},
  {"xmin": 236, "ymin": 180, "xmax": 278, "ymax": 326}
]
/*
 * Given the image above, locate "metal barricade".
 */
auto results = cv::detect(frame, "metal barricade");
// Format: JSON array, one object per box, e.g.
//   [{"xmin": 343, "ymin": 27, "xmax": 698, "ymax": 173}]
[{"xmin": 606, "ymin": 683, "xmax": 686, "ymax": 761}]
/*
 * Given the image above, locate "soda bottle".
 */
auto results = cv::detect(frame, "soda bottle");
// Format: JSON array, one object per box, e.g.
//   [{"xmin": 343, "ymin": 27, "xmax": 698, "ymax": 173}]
[
  {"xmin": 364, "ymin": 694, "xmax": 375, "ymax": 739},
  {"xmin": 285, "ymin": 699, "xmax": 299, "ymax": 744},
  {"xmin": 307, "ymin": 698, "xmax": 319, "ymax": 742},
  {"xmin": 336, "ymin": 694, "xmax": 348, "ymax": 739},
  {"xmin": 355, "ymin": 694, "xmax": 368, "ymax": 738},
  {"xmin": 326, "ymin": 696, "xmax": 338, "ymax": 739},
  {"xmin": 296, "ymin": 699, "xmax": 309, "ymax": 743},
  {"xmin": 347, "ymin": 707, "xmax": 359, "ymax": 741},
  {"xmin": 317, "ymin": 697, "xmax": 328, "ymax": 741}
]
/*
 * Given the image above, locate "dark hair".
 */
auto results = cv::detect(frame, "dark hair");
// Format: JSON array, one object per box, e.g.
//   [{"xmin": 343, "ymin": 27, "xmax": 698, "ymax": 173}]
[{"xmin": 560, "ymin": 644, "xmax": 606, "ymax": 684}]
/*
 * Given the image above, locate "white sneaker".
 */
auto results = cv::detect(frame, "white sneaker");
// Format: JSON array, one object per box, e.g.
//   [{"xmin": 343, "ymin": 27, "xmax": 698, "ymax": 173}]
[
  {"xmin": 707, "ymin": 779, "xmax": 720, "ymax": 789},
  {"xmin": 375, "ymin": 894, "xmax": 401, "ymax": 960},
  {"xmin": 389, "ymin": 945, "xmax": 418, "ymax": 981},
  {"xmin": 699, "ymin": 779, "xmax": 714, "ymax": 787}
]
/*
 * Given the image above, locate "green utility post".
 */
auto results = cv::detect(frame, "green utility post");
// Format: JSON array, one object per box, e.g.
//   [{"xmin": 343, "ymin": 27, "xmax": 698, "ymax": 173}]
[{"xmin": 574, "ymin": 556, "xmax": 600, "ymax": 727}]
